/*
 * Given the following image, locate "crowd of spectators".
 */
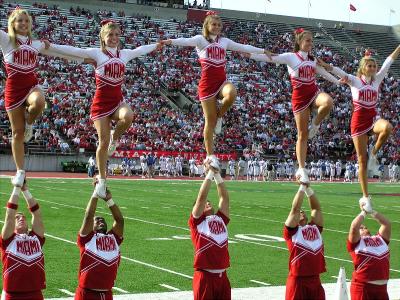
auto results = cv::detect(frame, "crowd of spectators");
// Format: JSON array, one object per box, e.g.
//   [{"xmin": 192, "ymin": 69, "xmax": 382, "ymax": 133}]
[{"xmin": 0, "ymin": 2, "xmax": 398, "ymax": 163}]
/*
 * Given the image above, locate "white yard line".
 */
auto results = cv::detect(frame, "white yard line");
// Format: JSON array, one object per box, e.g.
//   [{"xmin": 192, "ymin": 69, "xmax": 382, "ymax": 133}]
[
  {"xmin": 58, "ymin": 289, "xmax": 75, "ymax": 296},
  {"xmin": 250, "ymin": 279, "xmax": 271, "ymax": 286},
  {"xmin": 159, "ymin": 284, "xmax": 180, "ymax": 291},
  {"xmin": 113, "ymin": 287, "xmax": 129, "ymax": 293},
  {"xmin": 46, "ymin": 278, "xmax": 400, "ymax": 300}
]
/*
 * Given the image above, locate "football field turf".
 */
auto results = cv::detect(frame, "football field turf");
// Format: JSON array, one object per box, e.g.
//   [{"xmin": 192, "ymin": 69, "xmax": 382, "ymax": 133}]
[{"xmin": 0, "ymin": 178, "xmax": 399, "ymax": 298}]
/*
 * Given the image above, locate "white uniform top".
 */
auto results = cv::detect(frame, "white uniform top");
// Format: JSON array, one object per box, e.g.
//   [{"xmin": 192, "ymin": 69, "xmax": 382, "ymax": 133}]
[
  {"xmin": 0, "ymin": 32, "xmax": 82, "ymax": 71},
  {"xmin": 49, "ymin": 44, "xmax": 157, "ymax": 86},
  {"xmin": 331, "ymin": 57, "xmax": 393, "ymax": 111},
  {"xmin": 171, "ymin": 35, "xmax": 264, "ymax": 66},
  {"xmin": 250, "ymin": 51, "xmax": 339, "ymax": 85}
]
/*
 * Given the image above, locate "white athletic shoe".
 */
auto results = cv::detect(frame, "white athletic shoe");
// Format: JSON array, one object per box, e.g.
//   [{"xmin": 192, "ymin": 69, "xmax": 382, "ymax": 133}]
[
  {"xmin": 207, "ymin": 155, "xmax": 220, "ymax": 171},
  {"xmin": 11, "ymin": 170, "xmax": 25, "ymax": 187},
  {"xmin": 24, "ymin": 123, "xmax": 33, "ymax": 143},
  {"xmin": 295, "ymin": 168, "xmax": 310, "ymax": 184},
  {"xmin": 367, "ymin": 147, "xmax": 379, "ymax": 176},
  {"xmin": 95, "ymin": 176, "xmax": 107, "ymax": 198},
  {"xmin": 359, "ymin": 196, "xmax": 373, "ymax": 213},
  {"xmin": 108, "ymin": 130, "xmax": 117, "ymax": 156},
  {"xmin": 214, "ymin": 118, "xmax": 223, "ymax": 135}
]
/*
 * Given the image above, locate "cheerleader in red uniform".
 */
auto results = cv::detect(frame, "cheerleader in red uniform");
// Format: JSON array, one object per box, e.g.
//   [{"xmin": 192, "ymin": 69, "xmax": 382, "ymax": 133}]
[
  {"xmin": 1, "ymin": 8, "xmax": 81, "ymax": 187},
  {"xmin": 162, "ymin": 12, "xmax": 269, "ymax": 169},
  {"xmin": 318, "ymin": 45, "xmax": 400, "ymax": 211},
  {"xmin": 47, "ymin": 20, "xmax": 162, "ymax": 197},
  {"xmin": 248, "ymin": 29, "xmax": 340, "ymax": 184}
]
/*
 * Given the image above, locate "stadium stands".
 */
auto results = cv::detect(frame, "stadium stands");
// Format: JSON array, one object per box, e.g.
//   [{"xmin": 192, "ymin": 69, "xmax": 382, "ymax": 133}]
[{"xmin": 0, "ymin": 1, "xmax": 398, "ymax": 164}]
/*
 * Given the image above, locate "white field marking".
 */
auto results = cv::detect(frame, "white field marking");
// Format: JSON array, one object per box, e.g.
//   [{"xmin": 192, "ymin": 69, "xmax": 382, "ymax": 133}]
[
  {"xmin": 43, "ymin": 232, "xmax": 194, "ymax": 280},
  {"xmin": 59, "ymin": 289, "xmax": 75, "ymax": 296},
  {"xmin": 230, "ymin": 237, "xmax": 288, "ymax": 251},
  {"xmin": 146, "ymin": 238, "xmax": 173, "ymax": 241},
  {"xmin": 234, "ymin": 234, "xmax": 285, "ymax": 242},
  {"xmin": 141, "ymin": 207, "xmax": 149, "ymax": 209},
  {"xmin": 51, "ymin": 207, "xmax": 60, "ymax": 210},
  {"xmin": 171, "ymin": 235, "xmax": 191, "ymax": 240},
  {"xmin": 120, "ymin": 206, "xmax": 128, "ymax": 209},
  {"xmin": 159, "ymin": 284, "xmax": 180, "ymax": 291},
  {"xmin": 162, "ymin": 206, "xmax": 171, "ymax": 209},
  {"xmin": 323, "ymin": 211, "xmax": 400, "ymax": 224},
  {"xmin": 45, "ymin": 279, "xmax": 400, "ymax": 300},
  {"xmin": 18, "ymin": 196, "xmax": 190, "ymax": 231},
  {"xmin": 331, "ymin": 276, "xmax": 350, "ymax": 282},
  {"xmin": 250, "ymin": 279, "xmax": 271, "ymax": 286},
  {"xmin": 240, "ymin": 206, "xmax": 252, "ymax": 209},
  {"xmin": 113, "ymin": 287, "xmax": 129, "ymax": 293},
  {"xmin": 45, "ymin": 233, "xmax": 76, "ymax": 245}
]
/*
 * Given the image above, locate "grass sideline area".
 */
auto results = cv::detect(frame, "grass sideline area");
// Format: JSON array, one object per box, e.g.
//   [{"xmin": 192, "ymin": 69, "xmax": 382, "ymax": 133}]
[{"xmin": 0, "ymin": 178, "xmax": 399, "ymax": 298}]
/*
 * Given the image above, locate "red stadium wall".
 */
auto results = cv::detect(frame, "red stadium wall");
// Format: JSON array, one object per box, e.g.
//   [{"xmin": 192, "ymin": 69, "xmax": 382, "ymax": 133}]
[{"xmin": 187, "ymin": 8, "xmax": 208, "ymax": 23}]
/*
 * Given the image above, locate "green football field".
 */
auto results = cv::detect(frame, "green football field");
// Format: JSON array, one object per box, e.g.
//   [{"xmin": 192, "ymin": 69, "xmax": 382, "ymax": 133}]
[{"xmin": 0, "ymin": 178, "xmax": 399, "ymax": 298}]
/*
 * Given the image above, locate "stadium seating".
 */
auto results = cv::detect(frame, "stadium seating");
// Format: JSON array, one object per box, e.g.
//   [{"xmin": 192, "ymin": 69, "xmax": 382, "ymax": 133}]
[{"xmin": 0, "ymin": 1, "xmax": 398, "ymax": 163}]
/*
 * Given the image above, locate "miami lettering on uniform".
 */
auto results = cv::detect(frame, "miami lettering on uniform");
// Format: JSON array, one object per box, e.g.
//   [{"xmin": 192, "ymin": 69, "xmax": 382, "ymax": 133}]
[
  {"xmin": 95, "ymin": 235, "xmax": 117, "ymax": 252},
  {"xmin": 104, "ymin": 62, "xmax": 125, "ymax": 79},
  {"xmin": 208, "ymin": 219, "xmax": 227, "ymax": 235},
  {"xmin": 301, "ymin": 226, "xmax": 319, "ymax": 241},
  {"xmin": 16, "ymin": 239, "xmax": 41, "ymax": 255},
  {"xmin": 13, "ymin": 48, "xmax": 37, "ymax": 65},
  {"xmin": 206, "ymin": 46, "xmax": 225, "ymax": 60},
  {"xmin": 298, "ymin": 65, "xmax": 315, "ymax": 81},
  {"xmin": 358, "ymin": 89, "xmax": 378, "ymax": 103}
]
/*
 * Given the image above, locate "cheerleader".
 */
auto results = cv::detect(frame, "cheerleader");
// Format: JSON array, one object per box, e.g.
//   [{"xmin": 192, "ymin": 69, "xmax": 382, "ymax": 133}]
[
  {"xmin": 318, "ymin": 45, "xmax": 400, "ymax": 211},
  {"xmin": 47, "ymin": 20, "xmax": 162, "ymax": 197},
  {"xmin": 2, "ymin": 7, "xmax": 82, "ymax": 187},
  {"xmin": 161, "ymin": 11, "xmax": 269, "ymax": 169},
  {"xmin": 247, "ymin": 29, "xmax": 340, "ymax": 184}
]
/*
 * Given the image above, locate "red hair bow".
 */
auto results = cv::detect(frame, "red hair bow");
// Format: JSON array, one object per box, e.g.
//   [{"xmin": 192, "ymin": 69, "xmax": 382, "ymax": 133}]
[
  {"xmin": 294, "ymin": 28, "xmax": 304, "ymax": 34},
  {"xmin": 100, "ymin": 19, "xmax": 115, "ymax": 26},
  {"xmin": 364, "ymin": 49, "xmax": 373, "ymax": 57},
  {"xmin": 206, "ymin": 10, "xmax": 218, "ymax": 16}
]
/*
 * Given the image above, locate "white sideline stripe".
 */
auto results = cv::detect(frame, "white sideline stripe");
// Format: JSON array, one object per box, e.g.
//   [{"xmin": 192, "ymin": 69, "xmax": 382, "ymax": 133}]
[
  {"xmin": 44, "ymin": 233, "xmax": 193, "ymax": 280},
  {"xmin": 250, "ymin": 279, "xmax": 271, "ymax": 286},
  {"xmin": 331, "ymin": 276, "xmax": 350, "ymax": 282},
  {"xmin": 59, "ymin": 289, "xmax": 75, "ymax": 296},
  {"xmin": 46, "ymin": 278, "xmax": 400, "ymax": 300},
  {"xmin": 159, "ymin": 284, "xmax": 180, "ymax": 291},
  {"xmin": 113, "ymin": 287, "xmax": 129, "ymax": 293},
  {"xmin": 51, "ymin": 207, "xmax": 60, "ymax": 210}
]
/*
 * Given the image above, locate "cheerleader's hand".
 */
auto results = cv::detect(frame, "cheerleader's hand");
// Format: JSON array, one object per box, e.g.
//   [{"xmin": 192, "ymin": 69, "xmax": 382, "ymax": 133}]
[
  {"xmin": 42, "ymin": 39, "xmax": 51, "ymax": 50},
  {"xmin": 155, "ymin": 42, "xmax": 164, "ymax": 51},
  {"xmin": 339, "ymin": 76, "xmax": 350, "ymax": 85}
]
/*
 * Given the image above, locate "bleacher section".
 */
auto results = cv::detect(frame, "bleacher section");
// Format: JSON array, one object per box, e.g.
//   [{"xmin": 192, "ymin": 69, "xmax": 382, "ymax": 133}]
[{"xmin": 0, "ymin": 1, "xmax": 398, "ymax": 163}]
